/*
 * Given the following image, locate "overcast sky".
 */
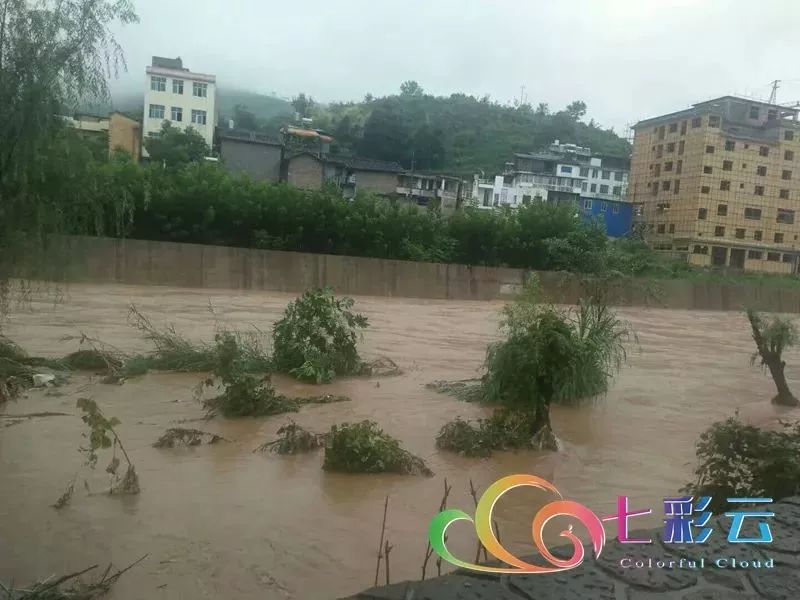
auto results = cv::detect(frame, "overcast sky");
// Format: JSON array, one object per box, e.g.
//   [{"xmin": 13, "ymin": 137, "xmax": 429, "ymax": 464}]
[{"xmin": 112, "ymin": 0, "xmax": 800, "ymax": 133}]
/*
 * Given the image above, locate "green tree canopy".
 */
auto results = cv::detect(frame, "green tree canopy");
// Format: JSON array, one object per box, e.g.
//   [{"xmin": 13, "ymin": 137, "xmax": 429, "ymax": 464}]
[{"xmin": 144, "ymin": 122, "xmax": 210, "ymax": 167}]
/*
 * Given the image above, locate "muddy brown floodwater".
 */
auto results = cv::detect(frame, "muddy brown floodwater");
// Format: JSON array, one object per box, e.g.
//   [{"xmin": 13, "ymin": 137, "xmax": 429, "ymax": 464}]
[{"xmin": 1, "ymin": 283, "xmax": 799, "ymax": 599}]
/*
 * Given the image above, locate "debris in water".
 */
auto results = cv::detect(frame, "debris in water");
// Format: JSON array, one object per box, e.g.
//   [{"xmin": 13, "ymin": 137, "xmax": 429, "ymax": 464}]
[
  {"xmin": 32, "ymin": 373, "xmax": 56, "ymax": 387},
  {"xmin": 154, "ymin": 427, "xmax": 228, "ymax": 448},
  {"xmin": 425, "ymin": 379, "xmax": 486, "ymax": 403},
  {"xmin": 361, "ymin": 356, "xmax": 402, "ymax": 378},
  {"xmin": 255, "ymin": 422, "xmax": 327, "ymax": 454},
  {"xmin": 52, "ymin": 476, "xmax": 77, "ymax": 510}
]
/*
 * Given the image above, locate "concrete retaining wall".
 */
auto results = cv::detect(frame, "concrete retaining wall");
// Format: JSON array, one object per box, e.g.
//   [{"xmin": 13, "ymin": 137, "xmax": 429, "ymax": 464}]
[{"xmin": 32, "ymin": 236, "xmax": 800, "ymax": 312}]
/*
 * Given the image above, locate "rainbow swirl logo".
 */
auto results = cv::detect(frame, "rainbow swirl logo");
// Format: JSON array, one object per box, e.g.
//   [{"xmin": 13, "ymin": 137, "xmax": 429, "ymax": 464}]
[{"xmin": 428, "ymin": 474, "xmax": 606, "ymax": 574}]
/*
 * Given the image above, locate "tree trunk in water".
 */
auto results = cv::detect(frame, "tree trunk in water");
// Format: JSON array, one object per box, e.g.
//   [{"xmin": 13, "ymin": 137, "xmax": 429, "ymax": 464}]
[
  {"xmin": 529, "ymin": 404, "xmax": 559, "ymax": 451},
  {"xmin": 765, "ymin": 357, "xmax": 799, "ymax": 406}
]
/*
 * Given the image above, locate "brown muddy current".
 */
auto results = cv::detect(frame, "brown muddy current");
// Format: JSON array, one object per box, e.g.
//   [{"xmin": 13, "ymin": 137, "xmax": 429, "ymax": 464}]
[{"xmin": 1, "ymin": 284, "xmax": 798, "ymax": 599}]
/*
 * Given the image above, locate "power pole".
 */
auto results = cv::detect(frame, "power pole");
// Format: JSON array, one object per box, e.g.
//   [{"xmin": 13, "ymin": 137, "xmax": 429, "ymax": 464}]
[{"xmin": 768, "ymin": 79, "xmax": 780, "ymax": 105}]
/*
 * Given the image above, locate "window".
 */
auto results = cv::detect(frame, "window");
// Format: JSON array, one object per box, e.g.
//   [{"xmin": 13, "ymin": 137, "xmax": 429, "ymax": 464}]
[
  {"xmin": 714, "ymin": 226, "xmax": 725, "ymax": 237},
  {"xmin": 701, "ymin": 186, "xmax": 710, "ymax": 194},
  {"xmin": 584, "ymin": 199, "xmax": 593, "ymax": 209},
  {"xmin": 703, "ymin": 165, "xmax": 713, "ymax": 174},
  {"xmin": 667, "ymin": 142, "xmax": 676, "ymax": 153},
  {"xmin": 783, "ymin": 254, "xmax": 794, "ymax": 264},
  {"xmin": 749, "ymin": 106, "xmax": 760, "ymax": 119},
  {"xmin": 748, "ymin": 250, "xmax": 762, "ymax": 260},
  {"xmin": 657, "ymin": 125, "xmax": 666, "ymax": 140},
  {"xmin": 783, "ymin": 170, "xmax": 793, "ymax": 180},
  {"xmin": 777, "ymin": 209, "xmax": 795, "ymax": 224},
  {"xmin": 193, "ymin": 82, "xmax": 208, "ymax": 98},
  {"xmin": 147, "ymin": 131, "xmax": 161, "ymax": 139},
  {"xmin": 706, "ymin": 145, "xmax": 715, "ymax": 154},
  {"xmin": 717, "ymin": 204, "xmax": 728, "ymax": 216},
  {"xmin": 676, "ymin": 160, "xmax": 683, "ymax": 174},
  {"xmin": 692, "ymin": 117, "xmax": 702, "ymax": 128},
  {"xmin": 581, "ymin": 181, "xmax": 588, "ymax": 191},
  {"xmin": 768, "ymin": 252, "xmax": 780, "ymax": 262},
  {"xmin": 657, "ymin": 224, "xmax": 665, "ymax": 233},
  {"xmin": 759, "ymin": 146, "xmax": 769, "ymax": 157},
  {"xmin": 754, "ymin": 230, "xmax": 763, "ymax": 240},
  {"xmin": 191, "ymin": 109, "xmax": 207, "ymax": 125},
  {"xmin": 786, "ymin": 150, "xmax": 795, "ymax": 161},
  {"xmin": 735, "ymin": 228, "xmax": 745, "ymax": 239},
  {"xmin": 654, "ymin": 164, "xmax": 661, "ymax": 176},
  {"xmin": 720, "ymin": 180, "xmax": 731, "ymax": 191},
  {"xmin": 661, "ymin": 181, "xmax": 670, "ymax": 191},
  {"xmin": 561, "ymin": 166, "xmax": 573, "ymax": 174},
  {"xmin": 600, "ymin": 201, "xmax": 608, "ymax": 212},
  {"xmin": 657, "ymin": 202, "xmax": 671, "ymax": 212},
  {"xmin": 170, "ymin": 106, "xmax": 183, "ymax": 122},
  {"xmin": 785, "ymin": 130, "xmax": 795, "ymax": 141},
  {"xmin": 669, "ymin": 123, "xmax": 678, "ymax": 133},
  {"xmin": 768, "ymin": 110, "xmax": 778, "ymax": 121},
  {"xmin": 774, "ymin": 233, "xmax": 785, "ymax": 244},
  {"xmin": 613, "ymin": 204, "xmax": 620, "ymax": 214},
  {"xmin": 678, "ymin": 140, "xmax": 685, "ymax": 155},
  {"xmin": 722, "ymin": 160, "xmax": 733, "ymax": 171},
  {"xmin": 755, "ymin": 185, "xmax": 764, "ymax": 196},
  {"xmin": 148, "ymin": 104, "xmax": 165, "ymax": 119},
  {"xmin": 150, "ymin": 75, "xmax": 166, "ymax": 91},
  {"xmin": 780, "ymin": 189, "xmax": 790, "ymax": 200},
  {"xmin": 669, "ymin": 224, "xmax": 675, "ymax": 233},
  {"xmin": 590, "ymin": 183, "xmax": 597, "ymax": 193},
  {"xmin": 665, "ymin": 161, "xmax": 673, "ymax": 172},
  {"xmin": 709, "ymin": 116, "xmax": 720, "ymax": 127},
  {"xmin": 724, "ymin": 140, "xmax": 735, "ymax": 151},
  {"xmin": 693, "ymin": 245, "xmax": 708, "ymax": 255},
  {"xmin": 614, "ymin": 172, "xmax": 624, "ymax": 181},
  {"xmin": 613, "ymin": 186, "xmax": 622, "ymax": 195},
  {"xmin": 698, "ymin": 208, "xmax": 708, "ymax": 219},
  {"xmin": 674, "ymin": 179, "xmax": 681, "ymax": 194},
  {"xmin": 656, "ymin": 145, "xmax": 663, "ymax": 158},
  {"xmin": 651, "ymin": 182, "xmax": 658, "ymax": 196},
  {"xmin": 757, "ymin": 166, "xmax": 767, "ymax": 176},
  {"xmin": 601, "ymin": 170, "xmax": 610, "ymax": 179},
  {"xmin": 600, "ymin": 184, "xmax": 609, "ymax": 194},
  {"xmin": 680, "ymin": 121, "xmax": 687, "ymax": 135},
  {"xmin": 579, "ymin": 167, "xmax": 589, "ymax": 177},
  {"xmin": 744, "ymin": 208, "xmax": 762, "ymax": 220},
  {"xmin": 592, "ymin": 169, "xmax": 598, "ymax": 178},
  {"xmin": 172, "ymin": 79, "xmax": 184, "ymax": 94}
]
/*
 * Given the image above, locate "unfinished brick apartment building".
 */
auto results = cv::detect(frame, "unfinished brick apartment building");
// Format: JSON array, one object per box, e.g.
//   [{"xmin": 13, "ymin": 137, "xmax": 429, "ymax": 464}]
[{"xmin": 629, "ymin": 96, "xmax": 800, "ymax": 273}]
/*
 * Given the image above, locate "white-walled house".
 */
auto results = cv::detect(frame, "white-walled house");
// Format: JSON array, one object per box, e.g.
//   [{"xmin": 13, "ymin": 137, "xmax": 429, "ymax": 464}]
[{"xmin": 143, "ymin": 56, "xmax": 217, "ymax": 155}]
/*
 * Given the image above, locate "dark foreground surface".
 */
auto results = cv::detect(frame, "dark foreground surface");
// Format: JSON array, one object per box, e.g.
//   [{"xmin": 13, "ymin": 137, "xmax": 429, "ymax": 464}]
[{"xmin": 342, "ymin": 496, "xmax": 800, "ymax": 600}]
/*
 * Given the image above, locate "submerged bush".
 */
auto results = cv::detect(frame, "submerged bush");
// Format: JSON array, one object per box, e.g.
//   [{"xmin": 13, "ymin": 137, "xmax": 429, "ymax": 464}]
[
  {"xmin": 684, "ymin": 415, "xmax": 800, "ymax": 513},
  {"xmin": 201, "ymin": 332, "xmax": 297, "ymax": 418},
  {"xmin": 256, "ymin": 422, "xmax": 327, "ymax": 455},
  {"xmin": 436, "ymin": 409, "xmax": 555, "ymax": 457},
  {"xmin": 272, "ymin": 287, "xmax": 369, "ymax": 383},
  {"xmin": 323, "ymin": 420, "xmax": 432, "ymax": 476}
]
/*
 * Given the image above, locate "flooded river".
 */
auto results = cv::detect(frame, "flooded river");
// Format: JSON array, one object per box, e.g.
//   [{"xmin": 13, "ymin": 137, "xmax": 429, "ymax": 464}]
[{"xmin": 1, "ymin": 283, "xmax": 798, "ymax": 598}]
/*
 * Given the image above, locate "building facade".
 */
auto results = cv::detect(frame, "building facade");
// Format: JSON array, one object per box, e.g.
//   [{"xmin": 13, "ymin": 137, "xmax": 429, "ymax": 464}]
[
  {"xmin": 282, "ymin": 152, "xmax": 403, "ymax": 197},
  {"xmin": 396, "ymin": 173, "xmax": 463, "ymax": 213},
  {"xmin": 219, "ymin": 130, "xmax": 283, "ymax": 182},
  {"xmin": 143, "ymin": 56, "xmax": 217, "ymax": 154},
  {"xmin": 108, "ymin": 112, "xmax": 142, "ymax": 162},
  {"xmin": 629, "ymin": 96, "xmax": 800, "ymax": 273},
  {"xmin": 470, "ymin": 141, "xmax": 632, "ymax": 236}
]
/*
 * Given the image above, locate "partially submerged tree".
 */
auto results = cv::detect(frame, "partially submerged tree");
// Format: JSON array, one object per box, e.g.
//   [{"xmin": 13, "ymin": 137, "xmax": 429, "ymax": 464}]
[
  {"xmin": 746, "ymin": 308, "xmax": 799, "ymax": 407},
  {"xmin": 436, "ymin": 274, "xmax": 632, "ymax": 453},
  {"xmin": 143, "ymin": 121, "xmax": 211, "ymax": 166},
  {"xmin": 272, "ymin": 287, "xmax": 369, "ymax": 383}
]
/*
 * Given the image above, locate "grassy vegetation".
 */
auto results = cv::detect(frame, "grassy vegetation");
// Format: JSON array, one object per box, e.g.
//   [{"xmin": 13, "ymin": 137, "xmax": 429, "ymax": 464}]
[
  {"xmin": 323, "ymin": 420, "xmax": 432, "ymax": 476},
  {"xmin": 684, "ymin": 415, "xmax": 800, "ymax": 513},
  {"xmin": 435, "ymin": 410, "xmax": 548, "ymax": 457}
]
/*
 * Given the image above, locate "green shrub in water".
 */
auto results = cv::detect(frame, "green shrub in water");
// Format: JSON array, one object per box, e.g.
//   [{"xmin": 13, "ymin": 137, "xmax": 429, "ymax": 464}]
[
  {"xmin": 684, "ymin": 415, "xmax": 800, "ymax": 513},
  {"xmin": 323, "ymin": 420, "xmax": 432, "ymax": 476},
  {"xmin": 272, "ymin": 287, "xmax": 368, "ymax": 383}
]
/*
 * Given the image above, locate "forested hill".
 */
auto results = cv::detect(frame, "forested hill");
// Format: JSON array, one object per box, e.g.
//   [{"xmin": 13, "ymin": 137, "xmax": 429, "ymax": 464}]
[{"xmin": 296, "ymin": 82, "xmax": 632, "ymax": 175}]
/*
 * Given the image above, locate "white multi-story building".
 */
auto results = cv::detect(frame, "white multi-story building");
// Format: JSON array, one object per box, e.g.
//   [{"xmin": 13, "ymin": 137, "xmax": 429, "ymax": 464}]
[{"xmin": 143, "ymin": 56, "xmax": 217, "ymax": 155}]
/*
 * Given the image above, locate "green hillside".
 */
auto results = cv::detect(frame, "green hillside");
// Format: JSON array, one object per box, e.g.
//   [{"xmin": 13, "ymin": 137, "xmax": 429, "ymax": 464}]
[{"xmin": 216, "ymin": 89, "xmax": 293, "ymax": 124}]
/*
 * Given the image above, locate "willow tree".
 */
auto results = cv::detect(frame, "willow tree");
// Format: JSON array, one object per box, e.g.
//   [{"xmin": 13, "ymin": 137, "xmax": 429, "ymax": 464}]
[
  {"xmin": 0, "ymin": 0, "xmax": 137, "ymax": 398},
  {"xmin": 746, "ymin": 308, "xmax": 799, "ymax": 407}
]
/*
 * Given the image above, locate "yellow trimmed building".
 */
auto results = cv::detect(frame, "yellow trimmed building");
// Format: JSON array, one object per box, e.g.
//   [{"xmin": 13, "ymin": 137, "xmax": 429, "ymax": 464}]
[{"xmin": 629, "ymin": 96, "xmax": 800, "ymax": 273}]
